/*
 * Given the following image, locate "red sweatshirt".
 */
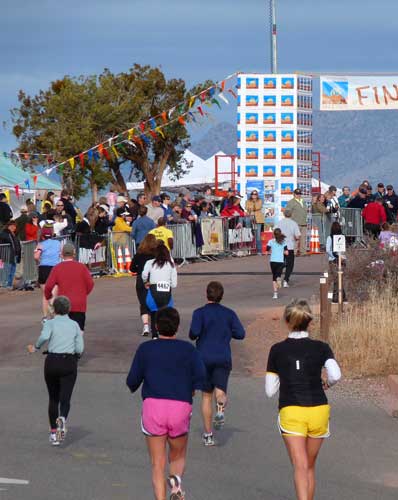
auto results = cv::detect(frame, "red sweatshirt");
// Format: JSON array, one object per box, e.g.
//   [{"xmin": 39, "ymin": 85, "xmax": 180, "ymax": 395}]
[
  {"xmin": 44, "ymin": 260, "xmax": 94, "ymax": 312},
  {"xmin": 25, "ymin": 223, "xmax": 39, "ymax": 241},
  {"xmin": 362, "ymin": 202, "xmax": 386, "ymax": 225}
]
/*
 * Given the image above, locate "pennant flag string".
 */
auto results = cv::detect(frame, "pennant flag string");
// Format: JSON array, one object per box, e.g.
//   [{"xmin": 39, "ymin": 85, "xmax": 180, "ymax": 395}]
[{"xmin": 38, "ymin": 71, "xmax": 241, "ymax": 177}]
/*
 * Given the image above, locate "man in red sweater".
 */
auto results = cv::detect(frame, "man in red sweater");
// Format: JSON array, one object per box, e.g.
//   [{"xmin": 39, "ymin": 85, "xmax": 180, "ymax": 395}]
[
  {"xmin": 45, "ymin": 243, "xmax": 94, "ymax": 331},
  {"xmin": 362, "ymin": 197, "xmax": 386, "ymax": 238}
]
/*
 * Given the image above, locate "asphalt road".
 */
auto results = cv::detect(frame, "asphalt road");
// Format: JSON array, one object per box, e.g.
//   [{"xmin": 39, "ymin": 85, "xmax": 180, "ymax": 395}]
[{"xmin": 0, "ymin": 254, "xmax": 397, "ymax": 499}]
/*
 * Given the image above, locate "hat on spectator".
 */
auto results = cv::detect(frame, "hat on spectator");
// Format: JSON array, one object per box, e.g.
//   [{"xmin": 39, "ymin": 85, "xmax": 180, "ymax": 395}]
[
  {"xmin": 294, "ymin": 188, "xmax": 302, "ymax": 195},
  {"xmin": 152, "ymin": 195, "xmax": 161, "ymax": 202},
  {"xmin": 359, "ymin": 188, "xmax": 368, "ymax": 194},
  {"xmin": 377, "ymin": 183, "xmax": 384, "ymax": 188},
  {"xmin": 387, "ymin": 184, "xmax": 394, "ymax": 190},
  {"xmin": 179, "ymin": 187, "xmax": 191, "ymax": 196},
  {"xmin": 99, "ymin": 204, "xmax": 109, "ymax": 214},
  {"xmin": 329, "ymin": 185, "xmax": 337, "ymax": 192},
  {"xmin": 6, "ymin": 219, "xmax": 16, "ymax": 226},
  {"xmin": 117, "ymin": 195, "xmax": 127, "ymax": 203}
]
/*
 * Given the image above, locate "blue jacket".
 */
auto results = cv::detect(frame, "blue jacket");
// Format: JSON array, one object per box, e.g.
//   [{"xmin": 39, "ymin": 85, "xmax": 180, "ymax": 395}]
[
  {"xmin": 189, "ymin": 303, "xmax": 245, "ymax": 368},
  {"xmin": 132, "ymin": 216, "xmax": 156, "ymax": 245}
]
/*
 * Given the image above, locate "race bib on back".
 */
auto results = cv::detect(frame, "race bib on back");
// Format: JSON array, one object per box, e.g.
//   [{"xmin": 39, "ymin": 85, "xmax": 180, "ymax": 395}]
[{"xmin": 156, "ymin": 281, "xmax": 170, "ymax": 292}]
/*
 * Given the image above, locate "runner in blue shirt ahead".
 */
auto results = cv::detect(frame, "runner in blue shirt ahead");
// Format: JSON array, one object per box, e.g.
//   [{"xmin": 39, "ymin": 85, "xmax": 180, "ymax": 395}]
[
  {"xmin": 266, "ymin": 228, "xmax": 289, "ymax": 300},
  {"xmin": 189, "ymin": 281, "xmax": 245, "ymax": 447}
]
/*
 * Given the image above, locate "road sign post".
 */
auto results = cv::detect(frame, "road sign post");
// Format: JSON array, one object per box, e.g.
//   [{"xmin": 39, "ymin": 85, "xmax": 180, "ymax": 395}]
[{"xmin": 333, "ymin": 235, "xmax": 346, "ymax": 314}]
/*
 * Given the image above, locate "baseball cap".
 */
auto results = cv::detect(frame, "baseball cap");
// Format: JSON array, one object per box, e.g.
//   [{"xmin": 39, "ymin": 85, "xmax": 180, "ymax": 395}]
[
  {"xmin": 377, "ymin": 182, "xmax": 385, "ymax": 188},
  {"xmin": 329, "ymin": 185, "xmax": 337, "ymax": 192},
  {"xmin": 117, "ymin": 195, "xmax": 127, "ymax": 203},
  {"xmin": 294, "ymin": 188, "xmax": 302, "ymax": 195},
  {"xmin": 99, "ymin": 204, "xmax": 109, "ymax": 214},
  {"xmin": 152, "ymin": 195, "xmax": 161, "ymax": 202},
  {"xmin": 387, "ymin": 184, "xmax": 394, "ymax": 190}
]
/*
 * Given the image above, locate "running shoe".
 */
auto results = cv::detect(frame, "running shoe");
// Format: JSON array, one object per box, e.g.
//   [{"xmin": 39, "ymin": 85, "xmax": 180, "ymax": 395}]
[
  {"xmin": 49, "ymin": 432, "xmax": 60, "ymax": 446},
  {"xmin": 56, "ymin": 416, "xmax": 67, "ymax": 442},
  {"xmin": 202, "ymin": 433, "xmax": 215, "ymax": 446},
  {"xmin": 272, "ymin": 292, "xmax": 278, "ymax": 300},
  {"xmin": 276, "ymin": 277, "xmax": 282, "ymax": 288},
  {"xmin": 214, "ymin": 402, "xmax": 225, "ymax": 429},
  {"xmin": 142, "ymin": 324, "xmax": 150, "ymax": 336},
  {"xmin": 283, "ymin": 280, "xmax": 289, "ymax": 288},
  {"xmin": 168, "ymin": 475, "xmax": 185, "ymax": 500}
]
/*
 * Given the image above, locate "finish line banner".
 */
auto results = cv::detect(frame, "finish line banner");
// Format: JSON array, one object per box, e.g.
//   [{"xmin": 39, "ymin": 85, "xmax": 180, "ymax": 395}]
[{"xmin": 321, "ymin": 76, "xmax": 398, "ymax": 111}]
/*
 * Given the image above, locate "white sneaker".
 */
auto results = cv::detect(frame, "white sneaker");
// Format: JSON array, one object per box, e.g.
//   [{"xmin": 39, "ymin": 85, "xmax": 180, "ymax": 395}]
[
  {"xmin": 49, "ymin": 432, "xmax": 60, "ymax": 446},
  {"xmin": 283, "ymin": 281, "xmax": 289, "ymax": 288},
  {"xmin": 56, "ymin": 416, "xmax": 67, "ymax": 442},
  {"xmin": 142, "ymin": 324, "xmax": 150, "ymax": 336},
  {"xmin": 272, "ymin": 292, "xmax": 278, "ymax": 300},
  {"xmin": 202, "ymin": 433, "xmax": 215, "ymax": 446}
]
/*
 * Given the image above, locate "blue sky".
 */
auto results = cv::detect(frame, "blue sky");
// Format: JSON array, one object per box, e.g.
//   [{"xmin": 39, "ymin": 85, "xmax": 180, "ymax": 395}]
[{"xmin": 1, "ymin": 0, "xmax": 398, "ymax": 151}]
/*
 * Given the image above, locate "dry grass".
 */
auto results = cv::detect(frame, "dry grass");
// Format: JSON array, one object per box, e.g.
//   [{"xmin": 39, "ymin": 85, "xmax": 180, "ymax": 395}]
[{"xmin": 329, "ymin": 283, "xmax": 398, "ymax": 377}]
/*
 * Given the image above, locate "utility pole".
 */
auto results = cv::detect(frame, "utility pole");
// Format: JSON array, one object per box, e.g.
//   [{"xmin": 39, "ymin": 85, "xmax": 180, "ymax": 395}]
[{"xmin": 270, "ymin": 0, "xmax": 278, "ymax": 73}]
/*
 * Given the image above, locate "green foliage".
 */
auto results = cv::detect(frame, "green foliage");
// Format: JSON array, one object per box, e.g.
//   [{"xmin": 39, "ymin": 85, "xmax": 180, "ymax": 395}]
[{"xmin": 11, "ymin": 64, "xmax": 214, "ymax": 199}]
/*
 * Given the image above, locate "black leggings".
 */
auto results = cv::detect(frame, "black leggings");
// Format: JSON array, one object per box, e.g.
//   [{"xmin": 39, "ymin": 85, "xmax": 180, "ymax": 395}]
[{"xmin": 44, "ymin": 354, "xmax": 78, "ymax": 429}]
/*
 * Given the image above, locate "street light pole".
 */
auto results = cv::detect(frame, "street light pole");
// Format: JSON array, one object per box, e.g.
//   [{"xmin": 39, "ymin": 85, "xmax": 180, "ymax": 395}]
[{"xmin": 270, "ymin": 0, "xmax": 278, "ymax": 73}]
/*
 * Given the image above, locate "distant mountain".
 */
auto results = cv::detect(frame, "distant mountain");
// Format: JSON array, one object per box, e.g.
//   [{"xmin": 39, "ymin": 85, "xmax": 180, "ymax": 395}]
[{"xmin": 191, "ymin": 113, "xmax": 398, "ymax": 189}]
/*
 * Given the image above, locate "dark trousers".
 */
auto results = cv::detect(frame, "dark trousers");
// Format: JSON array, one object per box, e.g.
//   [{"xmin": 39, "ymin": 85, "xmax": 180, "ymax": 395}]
[
  {"xmin": 365, "ymin": 223, "xmax": 380, "ymax": 239},
  {"xmin": 69, "ymin": 312, "xmax": 86, "ymax": 331},
  {"xmin": 44, "ymin": 354, "xmax": 78, "ymax": 429},
  {"xmin": 284, "ymin": 250, "xmax": 295, "ymax": 283}
]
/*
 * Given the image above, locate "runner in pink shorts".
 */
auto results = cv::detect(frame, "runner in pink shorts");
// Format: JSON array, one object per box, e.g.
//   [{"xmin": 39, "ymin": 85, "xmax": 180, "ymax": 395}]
[{"xmin": 126, "ymin": 307, "xmax": 206, "ymax": 500}]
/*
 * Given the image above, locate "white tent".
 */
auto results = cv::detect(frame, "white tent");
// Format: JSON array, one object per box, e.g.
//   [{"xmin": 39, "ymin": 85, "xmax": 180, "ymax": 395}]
[{"xmin": 126, "ymin": 150, "xmax": 229, "ymax": 192}]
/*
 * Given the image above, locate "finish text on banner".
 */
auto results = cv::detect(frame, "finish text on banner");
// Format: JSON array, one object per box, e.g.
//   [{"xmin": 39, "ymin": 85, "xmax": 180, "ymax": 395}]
[{"xmin": 320, "ymin": 75, "xmax": 398, "ymax": 111}]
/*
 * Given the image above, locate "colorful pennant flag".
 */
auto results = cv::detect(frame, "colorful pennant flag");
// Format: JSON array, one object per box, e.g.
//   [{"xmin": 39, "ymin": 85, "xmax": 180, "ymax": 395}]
[{"xmin": 69, "ymin": 158, "xmax": 75, "ymax": 169}]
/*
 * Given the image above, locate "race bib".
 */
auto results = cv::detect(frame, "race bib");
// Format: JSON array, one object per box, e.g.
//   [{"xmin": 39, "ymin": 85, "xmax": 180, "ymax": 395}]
[{"xmin": 156, "ymin": 281, "xmax": 170, "ymax": 292}]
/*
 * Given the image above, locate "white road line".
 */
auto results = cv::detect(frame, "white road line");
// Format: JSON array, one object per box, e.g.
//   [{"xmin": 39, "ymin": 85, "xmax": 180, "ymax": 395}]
[{"xmin": 0, "ymin": 478, "xmax": 29, "ymax": 485}]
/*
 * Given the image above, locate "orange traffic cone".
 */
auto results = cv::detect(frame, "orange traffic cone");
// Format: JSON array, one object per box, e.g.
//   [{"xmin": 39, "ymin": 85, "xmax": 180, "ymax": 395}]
[
  {"xmin": 124, "ymin": 245, "xmax": 132, "ymax": 274},
  {"xmin": 310, "ymin": 226, "xmax": 321, "ymax": 254},
  {"xmin": 117, "ymin": 247, "xmax": 125, "ymax": 273}
]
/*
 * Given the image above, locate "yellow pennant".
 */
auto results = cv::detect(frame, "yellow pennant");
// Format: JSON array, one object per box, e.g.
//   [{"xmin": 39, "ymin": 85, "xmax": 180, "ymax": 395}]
[
  {"xmin": 156, "ymin": 127, "xmax": 165, "ymax": 139},
  {"xmin": 69, "ymin": 158, "xmax": 75, "ymax": 169},
  {"xmin": 112, "ymin": 146, "xmax": 120, "ymax": 158},
  {"xmin": 128, "ymin": 128, "xmax": 134, "ymax": 140},
  {"xmin": 189, "ymin": 96, "xmax": 196, "ymax": 108}
]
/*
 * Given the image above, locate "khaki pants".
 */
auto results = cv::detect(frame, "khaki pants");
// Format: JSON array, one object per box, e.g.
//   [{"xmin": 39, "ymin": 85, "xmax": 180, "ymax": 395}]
[{"xmin": 298, "ymin": 226, "xmax": 307, "ymax": 254}]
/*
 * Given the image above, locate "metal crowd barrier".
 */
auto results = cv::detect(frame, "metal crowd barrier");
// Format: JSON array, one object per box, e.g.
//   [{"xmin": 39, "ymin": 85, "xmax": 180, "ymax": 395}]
[
  {"xmin": 168, "ymin": 224, "xmax": 199, "ymax": 263},
  {"xmin": 21, "ymin": 240, "xmax": 38, "ymax": 283},
  {"xmin": 0, "ymin": 243, "xmax": 11, "ymax": 287},
  {"xmin": 224, "ymin": 216, "xmax": 256, "ymax": 256},
  {"xmin": 310, "ymin": 208, "xmax": 363, "ymax": 248}
]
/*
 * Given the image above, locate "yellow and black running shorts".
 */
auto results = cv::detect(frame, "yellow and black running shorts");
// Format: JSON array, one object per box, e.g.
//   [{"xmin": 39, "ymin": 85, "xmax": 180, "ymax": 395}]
[{"xmin": 278, "ymin": 404, "xmax": 330, "ymax": 438}]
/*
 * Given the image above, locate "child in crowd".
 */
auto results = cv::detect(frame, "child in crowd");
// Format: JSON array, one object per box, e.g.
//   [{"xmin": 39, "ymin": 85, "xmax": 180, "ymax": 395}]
[
  {"xmin": 266, "ymin": 228, "xmax": 288, "ymax": 300},
  {"xmin": 379, "ymin": 222, "xmax": 397, "ymax": 249}
]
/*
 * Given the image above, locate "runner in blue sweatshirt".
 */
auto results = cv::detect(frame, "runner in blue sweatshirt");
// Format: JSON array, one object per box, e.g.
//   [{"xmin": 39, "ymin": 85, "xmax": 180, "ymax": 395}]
[
  {"xmin": 126, "ymin": 307, "xmax": 205, "ymax": 500},
  {"xmin": 189, "ymin": 281, "xmax": 245, "ymax": 446}
]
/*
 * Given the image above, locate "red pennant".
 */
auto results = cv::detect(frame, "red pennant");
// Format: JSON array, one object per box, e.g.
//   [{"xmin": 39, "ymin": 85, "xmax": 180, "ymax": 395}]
[
  {"xmin": 103, "ymin": 149, "xmax": 111, "ymax": 160},
  {"xmin": 161, "ymin": 112, "xmax": 168, "ymax": 123},
  {"xmin": 228, "ymin": 89, "xmax": 237, "ymax": 98},
  {"xmin": 221, "ymin": 80, "xmax": 226, "ymax": 91},
  {"xmin": 133, "ymin": 136, "xmax": 144, "ymax": 148},
  {"xmin": 197, "ymin": 106, "xmax": 204, "ymax": 116},
  {"xmin": 79, "ymin": 153, "xmax": 84, "ymax": 168},
  {"xmin": 139, "ymin": 122, "xmax": 146, "ymax": 132},
  {"xmin": 33, "ymin": 175, "xmax": 38, "ymax": 186},
  {"xmin": 178, "ymin": 116, "xmax": 186, "ymax": 126},
  {"xmin": 149, "ymin": 131, "xmax": 158, "ymax": 140},
  {"xmin": 98, "ymin": 143, "xmax": 104, "ymax": 156},
  {"xmin": 200, "ymin": 92, "xmax": 207, "ymax": 102},
  {"xmin": 14, "ymin": 185, "xmax": 20, "ymax": 198}
]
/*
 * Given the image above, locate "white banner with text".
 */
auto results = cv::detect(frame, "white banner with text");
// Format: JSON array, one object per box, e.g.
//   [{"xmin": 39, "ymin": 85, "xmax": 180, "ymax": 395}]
[{"xmin": 320, "ymin": 75, "xmax": 398, "ymax": 111}]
